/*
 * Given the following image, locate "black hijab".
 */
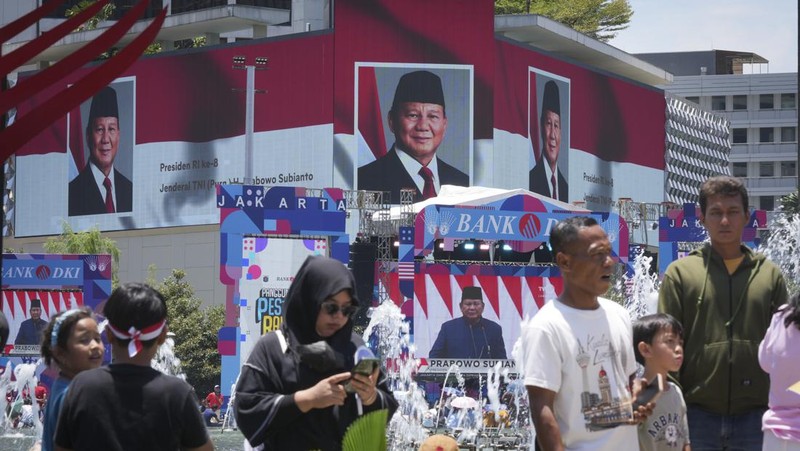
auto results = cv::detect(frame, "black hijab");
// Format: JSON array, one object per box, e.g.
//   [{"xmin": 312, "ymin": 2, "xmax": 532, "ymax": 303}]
[{"xmin": 281, "ymin": 256, "xmax": 360, "ymax": 373}]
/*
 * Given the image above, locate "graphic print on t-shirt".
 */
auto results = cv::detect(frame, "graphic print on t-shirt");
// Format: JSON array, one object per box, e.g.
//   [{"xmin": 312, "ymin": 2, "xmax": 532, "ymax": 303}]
[
  {"xmin": 575, "ymin": 332, "xmax": 633, "ymax": 430},
  {"xmin": 648, "ymin": 419, "xmax": 685, "ymax": 448}
]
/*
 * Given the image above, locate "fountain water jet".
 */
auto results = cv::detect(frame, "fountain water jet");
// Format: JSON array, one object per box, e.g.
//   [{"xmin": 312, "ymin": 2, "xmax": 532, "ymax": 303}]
[
  {"xmin": 758, "ymin": 212, "xmax": 800, "ymax": 296},
  {"xmin": 0, "ymin": 360, "xmax": 43, "ymax": 449}
]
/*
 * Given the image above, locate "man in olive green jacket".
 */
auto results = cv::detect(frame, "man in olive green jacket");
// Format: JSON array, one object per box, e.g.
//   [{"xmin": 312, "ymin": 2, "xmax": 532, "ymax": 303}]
[{"xmin": 659, "ymin": 176, "xmax": 787, "ymax": 451}]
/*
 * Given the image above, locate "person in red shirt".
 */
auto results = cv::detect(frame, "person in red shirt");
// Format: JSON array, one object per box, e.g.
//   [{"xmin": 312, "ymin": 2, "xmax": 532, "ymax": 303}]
[
  {"xmin": 35, "ymin": 382, "xmax": 48, "ymax": 409},
  {"xmin": 205, "ymin": 385, "xmax": 223, "ymax": 413}
]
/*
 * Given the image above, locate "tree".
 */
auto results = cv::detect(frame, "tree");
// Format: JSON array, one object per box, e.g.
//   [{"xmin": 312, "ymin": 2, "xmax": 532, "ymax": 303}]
[
  {"xmin": 151, "ymin": 268, "xmax": 225, "ymax": 399},
  {"xmin": 65, "ymin": 0, "xmax": 116, "ymax": 32},
  {"xmin": 779, "ymin": 190, "xmax": 799, "ymax": 217},
  {"xmin": 495, "ymin": 0, "xmax": 633, "ymax": 42},
  {"xmin": 64, "ymin": 1, "xmax": 205, "ymax": 57},
  {"xmin": 43, "ymin": 222, "xmax": 121, "ymax": 286}
]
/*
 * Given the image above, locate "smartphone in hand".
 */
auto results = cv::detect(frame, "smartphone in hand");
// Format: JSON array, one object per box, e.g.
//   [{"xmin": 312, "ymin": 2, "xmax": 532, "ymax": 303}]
[
  {"xmin": 344, "ymin": 358, "xmax": 380, "ymax": 393},
  {"xmin": 351, "ymin": 358, "xmax": 380, "ymax": 376},
  {"xmin": 633, "ymin": 373, "xmax": 664, "ymax": 409}
]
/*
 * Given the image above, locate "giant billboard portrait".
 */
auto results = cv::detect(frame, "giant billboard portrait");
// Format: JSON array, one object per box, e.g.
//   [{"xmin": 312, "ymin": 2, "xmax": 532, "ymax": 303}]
[
  {"xmin": 529, "ymin": 70, "xmax": 570, "ymax": 203},
  {"xmin": 356, "ymin": 64, "xmax": 473, "ymax": 204},
  {"xmin": 494, "ymin": 38, "xmax": 666, "ymax": 208},
  {"xmin": 68, "ymin": 80, "xmax": 135, "ymax": 217},
  {"xmin": 14, "ymin": 34, "xmax": 335, "ymax": 237},
  {"xmin": 14, "ymin": 0, "xmax": 665, "ymax": 238}
]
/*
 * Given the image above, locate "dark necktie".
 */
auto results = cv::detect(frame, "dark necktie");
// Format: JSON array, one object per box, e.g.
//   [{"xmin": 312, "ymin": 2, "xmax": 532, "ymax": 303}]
[
  {"xmin": 418, "ymin": 166, "xmax": 436, "ymax": 199},
  {"xmin": 103, "ymin": 177, "xmax": 115, "ymax": 213},
  {"xmin": 551, "ymin": 173, "xmax": 558, "ymax": 200}
]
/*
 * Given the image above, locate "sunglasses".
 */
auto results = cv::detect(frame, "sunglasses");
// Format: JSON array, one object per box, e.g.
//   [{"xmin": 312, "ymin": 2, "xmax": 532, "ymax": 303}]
[{"xmin": 321, "ymin": 302, "xmax": 358, "ymax": 318}]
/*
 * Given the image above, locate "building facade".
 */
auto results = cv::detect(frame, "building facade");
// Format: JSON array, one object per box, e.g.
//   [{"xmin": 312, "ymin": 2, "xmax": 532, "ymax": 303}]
[{"xmin": 638, "ymin": 51, "xmax": 798, "ymax": 211}]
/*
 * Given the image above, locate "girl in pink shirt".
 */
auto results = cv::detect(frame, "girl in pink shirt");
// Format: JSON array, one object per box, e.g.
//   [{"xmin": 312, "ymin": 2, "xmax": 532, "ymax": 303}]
[{"xmin": 759, "ymin": 292, "xmax": 800, "ymax": 450}]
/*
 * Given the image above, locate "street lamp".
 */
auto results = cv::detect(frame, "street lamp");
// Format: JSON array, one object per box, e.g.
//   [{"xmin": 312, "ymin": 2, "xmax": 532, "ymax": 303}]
[{"xmin": 232, "ymin": 56, "xmax": 268, "ymax": 184}]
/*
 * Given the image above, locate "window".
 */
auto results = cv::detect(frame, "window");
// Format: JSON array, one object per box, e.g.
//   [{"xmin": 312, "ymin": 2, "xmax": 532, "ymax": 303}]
[
  {"xmin": 781, "ymin": 127, "xmax": 796, "ymax": 142},
  {"xmin": 781, "ymin": 161, "xmax": 797, "ymax": 177},
  {"xmin": 685, "ymin": 96, "xmax": 699, "ymax": 105},
  {"xmin": 781, "ymin": 93, "xmax": 796, "ymax": 109},
  {"xmin": 711, "ymin": 96, "xmax": 726, "ymax": 111},
  {"xmin": 732, "ymin": 162, "xmax": 748, "ymax": 177},
  {"xmin": 759, "ymin": 94, "xmax": 774, "ymax": 109},
  {"xmin": 760, "ymin": 127, "xmax": 774, "ymax": 143},
  {"xmin": 759, "ymin": 162, "xmax": 774, "ymax": 177},
  {"xmin": 732, "ymin": 128, "xmax": 747, "ymax": 143},
  {"xmin": 759, "ymin": 196, "xmax": 775, "ymax": 211},
  {"xmin": 732, "ymin": 95, "xmax": 747, "ymax": 110}
]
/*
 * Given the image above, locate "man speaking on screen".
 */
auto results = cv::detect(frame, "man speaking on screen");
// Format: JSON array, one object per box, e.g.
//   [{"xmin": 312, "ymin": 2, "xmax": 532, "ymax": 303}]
[{"xmin": 429, "ymin": 286, "xmax": 506, "ymax": 359}]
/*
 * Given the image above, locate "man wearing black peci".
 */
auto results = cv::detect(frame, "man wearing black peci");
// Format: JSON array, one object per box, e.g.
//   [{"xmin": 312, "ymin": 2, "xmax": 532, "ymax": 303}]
[
  {"xmin": 68, "ymin": 86, "xmax": 133, "ymax": 216},
  {"xmin": 429, "ymin": 286, "xmax": 506, "ymax": 359},
  {"xmin": 358, "ymin": 70, "xmax": 469, "ymax": 203}
]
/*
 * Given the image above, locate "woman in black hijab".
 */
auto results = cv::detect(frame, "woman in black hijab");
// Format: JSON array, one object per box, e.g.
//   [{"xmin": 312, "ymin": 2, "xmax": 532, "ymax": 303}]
[{"xmin": 234, "ymin": 256, "xmax": 397, "ymax": 450}]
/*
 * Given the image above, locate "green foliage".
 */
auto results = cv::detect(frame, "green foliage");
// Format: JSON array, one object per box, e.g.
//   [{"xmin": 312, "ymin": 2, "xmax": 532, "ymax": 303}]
[
  {"xmin": 43, "ymin": 222, "xmax": 120, "ymax": 286},
  {"xmin": 779, "ymin": 190, "xmax": 799, "ymax": 217},
  {"xmin": 342, "ymin": 409, "xmax": 389, "ymax": 451},
  {"xmin": 64, "ymin": 1, "xmax": 163, "ymax": 57},
  {"xmin": 495, "ymin": 0, "xmax": 633, "ymax": 42},
  {"xmin": 65, "ymin": 0, "xmax": 116, "ymax": 32},
  {"xmin": 151, "ymin": 268, "xmax": 225, "ymax": 398},
  {"xmin": 495, "ymin": 0, "xmax": 529, "ymax": 14},
  {"xmin": 175, "ymin": 36, "xmax": 208, "ymax": 49}
]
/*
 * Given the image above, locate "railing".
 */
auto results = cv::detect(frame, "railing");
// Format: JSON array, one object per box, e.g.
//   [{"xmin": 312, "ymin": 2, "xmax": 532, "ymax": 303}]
[
  {"xmin": 172, "ymin": 0, "xmax": 291, "ymax": 14},
  {"xmin": 48, "ymin": 0, "xmax": 165, "ymax": 20},
  {"xmin": 46, "ymin": 0, "xmax": 291, "ymax": 19}
]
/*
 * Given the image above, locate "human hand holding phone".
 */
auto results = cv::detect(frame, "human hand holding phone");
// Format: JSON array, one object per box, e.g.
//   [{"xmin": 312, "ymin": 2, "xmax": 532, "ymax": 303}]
[
  {"xmin": 630, "ymin": 373, "xmax": 663, "ymax": 424},
  {"xmin": 634, "ymin": 373, "xmax": 664, "ymax": 409},
  {"xmin": 344, "ymin": 358, "xmax": 380, "ymax": 393}
]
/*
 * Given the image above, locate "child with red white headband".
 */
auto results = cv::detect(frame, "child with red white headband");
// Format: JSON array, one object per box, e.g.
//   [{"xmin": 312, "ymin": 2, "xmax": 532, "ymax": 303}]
[{"xmin": 54, "ymin": 282, "xmax": 212, "ymax": 451}]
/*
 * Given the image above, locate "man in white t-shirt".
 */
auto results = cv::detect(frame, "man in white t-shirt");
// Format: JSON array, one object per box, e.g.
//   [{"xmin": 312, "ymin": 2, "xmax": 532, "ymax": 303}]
[{"xmin": 521, "ymin": 216, "xmax": 652, "ymax": 450}]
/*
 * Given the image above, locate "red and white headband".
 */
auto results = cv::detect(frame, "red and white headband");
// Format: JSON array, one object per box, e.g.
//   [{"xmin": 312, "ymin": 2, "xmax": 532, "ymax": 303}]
[{"xmin": 106, "ymin": 319, "xmax": 166, "ymax": 357}]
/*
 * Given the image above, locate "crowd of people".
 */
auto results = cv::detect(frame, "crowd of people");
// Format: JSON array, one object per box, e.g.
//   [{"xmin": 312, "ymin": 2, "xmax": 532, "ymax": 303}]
[
  {"xmin": 521, "ymin": 175, "xmax": 795, "ymax": 451},
  {"xmin": 0, "ymin": 175, "xmax": 797, "ymax": 451}
]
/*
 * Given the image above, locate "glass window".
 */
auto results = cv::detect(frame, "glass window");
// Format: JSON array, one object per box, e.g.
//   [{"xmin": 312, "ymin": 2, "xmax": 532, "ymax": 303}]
[
  {"xmin": 781, "ymin": 93, "xmax": 796, "ymax": 109},
  {"xmin": 685, "ymin": 96, "xmax": 699, "ymax": 105},
  {"xmin": 781, "ymin": 127, "xmax": 796, "ymax": 142},
  {"xmin": 711, "ymin": 96, "xmax": 726, "ymax": 111},
  {"xmin": 760, "ymin": 127, "xmax": 774, "ymax": 143},
  {"xmin": 732, "ymin": 95, "xmax": 747, "ymax": 110},
  {"xmin": 732, "ymin": 162, "xmax": 748, "ymax": 177},
  {"xmin": 759, "ymin": 162, "xmax": 774, "ymax": 177},
  {"xmin": 732, "ymin": 128, "xmax": 747, "ymax": 143},
  {"xmin": 760, "ymin": 94, "xmax": 774, "ymax": 109},
  {"xmin": 781, "ymin": 161, "xmax": 797, "ymax": 177},
  {"xmin": 759, "ymin": 196, "xmax": 775, "ymax": 211}
]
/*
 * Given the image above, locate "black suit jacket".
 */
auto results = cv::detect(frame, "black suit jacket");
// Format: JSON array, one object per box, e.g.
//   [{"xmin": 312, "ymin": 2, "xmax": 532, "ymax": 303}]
[
  {"xmin": 358, "ymin": 148, "xmax": 469, "ymax": 203},
  {"xmin": 68, "ymin": 165, "xmax": 132, "ymax": 216},
  {"xmin": 529, "ymin": 157, "xmax": 568, "ymax": 202}
]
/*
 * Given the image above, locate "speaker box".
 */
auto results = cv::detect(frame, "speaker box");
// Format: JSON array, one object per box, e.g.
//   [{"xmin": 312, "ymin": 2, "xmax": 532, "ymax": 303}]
[{"xmin": 349, "ymin": 242, "xmax": 377, "ymax": 324}]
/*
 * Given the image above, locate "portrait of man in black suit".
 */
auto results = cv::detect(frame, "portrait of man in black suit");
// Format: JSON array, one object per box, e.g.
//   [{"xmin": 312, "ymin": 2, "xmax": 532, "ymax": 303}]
[
  {"xmin": 14, "ymin": 298, "xmax": 47, "ymax": 346},
  {"xmin": 529, "ymin": 79, "xmax": 569, "ymax": 202},
  {"xmin": 358, "ymin": 70, "xmax": 469, "ymax": 204},
  {"xmin": 68, "ymin": 86, "xmax": 133, "ymax": 216},
  {"xmin": 429, "ymin": 286, "xmax": 506, "ymax": 359}
]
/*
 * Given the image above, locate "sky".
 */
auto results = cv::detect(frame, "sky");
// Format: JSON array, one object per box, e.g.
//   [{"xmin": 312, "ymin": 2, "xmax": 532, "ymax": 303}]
[{"xmin": 609, "ymin": 0, "xmax": 798, "ymax": 74}]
